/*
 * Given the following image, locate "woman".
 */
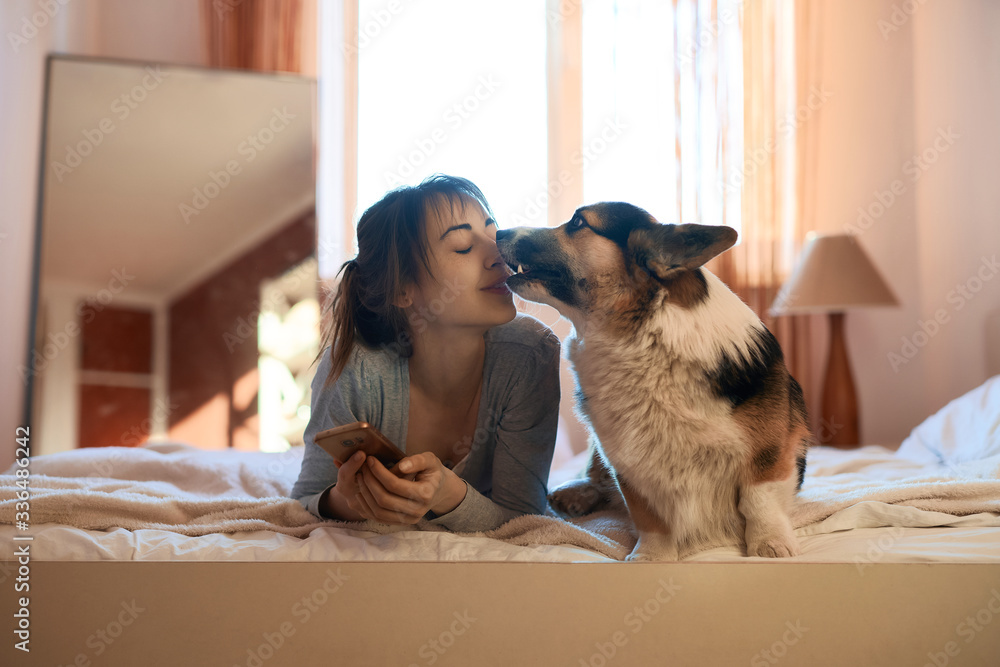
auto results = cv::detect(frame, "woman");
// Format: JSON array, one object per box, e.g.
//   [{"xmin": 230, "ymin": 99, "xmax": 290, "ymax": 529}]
[{"xmin": 291, "ymin": 174, "xmax": 561, "ymax": 532}]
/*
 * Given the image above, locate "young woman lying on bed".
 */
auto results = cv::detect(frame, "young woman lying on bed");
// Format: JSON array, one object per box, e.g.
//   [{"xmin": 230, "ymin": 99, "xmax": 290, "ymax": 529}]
[{"xmin": 291, "ymin": 175, "xmax": 561, "ymax": 532}]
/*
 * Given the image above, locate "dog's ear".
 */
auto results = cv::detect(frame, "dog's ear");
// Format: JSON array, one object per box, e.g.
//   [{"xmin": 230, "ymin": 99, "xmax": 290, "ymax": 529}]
[{"xmin": 628, "ymin": 223, "xmax": 738, "ymax": 280}]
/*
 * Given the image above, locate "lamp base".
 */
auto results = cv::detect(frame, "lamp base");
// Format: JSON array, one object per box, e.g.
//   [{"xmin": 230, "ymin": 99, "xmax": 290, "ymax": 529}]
[{"xmin": 820, "ymin": 312, "xmax": 860, "ymax": 448}]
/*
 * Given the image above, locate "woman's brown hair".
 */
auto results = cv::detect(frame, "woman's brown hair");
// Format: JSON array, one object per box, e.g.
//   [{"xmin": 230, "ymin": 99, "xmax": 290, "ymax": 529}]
[{"xmin": 317, "ymin": 174, "xmax": 494, "ymax": 387}]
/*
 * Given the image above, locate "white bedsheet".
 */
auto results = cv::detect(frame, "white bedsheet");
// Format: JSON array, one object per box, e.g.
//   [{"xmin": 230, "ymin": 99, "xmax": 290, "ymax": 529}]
[
  {"xmin": 2, "ymin": 444, "xmax": 998, "ymax": 563},
  {"xmin": 6, "ymin": 516, "xmax": 998, "ymax": 563}
]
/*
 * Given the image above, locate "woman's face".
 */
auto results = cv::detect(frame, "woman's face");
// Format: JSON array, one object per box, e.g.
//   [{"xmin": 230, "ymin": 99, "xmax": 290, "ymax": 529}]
[{"xmin": 404, "ymin": 197, "xmax": 516, "ymax": 337}]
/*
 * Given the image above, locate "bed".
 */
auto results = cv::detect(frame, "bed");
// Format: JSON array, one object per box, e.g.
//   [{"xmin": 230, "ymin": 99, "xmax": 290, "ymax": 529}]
[{"xmin": 2, "ymin": 377, "xmax": 999, "ymax": 665}]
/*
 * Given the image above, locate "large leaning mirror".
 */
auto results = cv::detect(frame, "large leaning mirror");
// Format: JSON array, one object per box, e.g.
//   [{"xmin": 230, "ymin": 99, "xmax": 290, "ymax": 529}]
[{"xmin": 26, "ymin": 55, "xmax": 318, "ymax": 456}]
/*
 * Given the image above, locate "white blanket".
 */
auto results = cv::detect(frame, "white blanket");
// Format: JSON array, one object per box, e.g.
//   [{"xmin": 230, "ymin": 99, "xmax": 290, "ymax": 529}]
[
  {"xmin": 792, "ymin": 446, "xmax": 1000, "ymax": 532},
  {"xmin": 1, "ymin": 442, "xmax": 998, "ymax": 561}
]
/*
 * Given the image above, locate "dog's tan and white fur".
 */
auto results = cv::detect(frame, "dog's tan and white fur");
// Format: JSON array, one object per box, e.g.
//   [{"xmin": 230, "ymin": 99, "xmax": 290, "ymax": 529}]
[{"xmin": 496, "ymin": 203, "xmax": 809, "ymax": 560}]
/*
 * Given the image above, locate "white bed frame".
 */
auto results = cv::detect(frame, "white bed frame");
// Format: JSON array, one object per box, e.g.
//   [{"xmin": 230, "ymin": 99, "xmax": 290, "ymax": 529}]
[{"xmin": 3, "ymin": 561, "xmax": 999, "ymax": 665}]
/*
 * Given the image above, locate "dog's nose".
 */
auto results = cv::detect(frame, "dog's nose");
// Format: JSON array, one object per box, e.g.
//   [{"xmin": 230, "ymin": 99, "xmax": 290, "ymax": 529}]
[{"xmin": 496, "ymin": 229, "xmax": 512, "ymax": 242}]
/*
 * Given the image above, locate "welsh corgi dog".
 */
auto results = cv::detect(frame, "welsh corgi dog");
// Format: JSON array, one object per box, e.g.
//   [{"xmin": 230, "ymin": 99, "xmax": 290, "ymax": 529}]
[{"xmin": 496, "ymin": 203, "xmax": 809, "ymax": 560}]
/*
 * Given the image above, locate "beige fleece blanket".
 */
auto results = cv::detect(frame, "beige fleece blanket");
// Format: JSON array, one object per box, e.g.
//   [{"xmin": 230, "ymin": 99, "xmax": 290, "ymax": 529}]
[{"xmin": 1, "ymin": 442, "xmax": 998, "ymax": 561}]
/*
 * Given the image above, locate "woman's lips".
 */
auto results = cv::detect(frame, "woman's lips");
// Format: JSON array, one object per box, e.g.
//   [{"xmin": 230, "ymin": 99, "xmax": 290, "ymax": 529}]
[{"xmin": 481, "ymin": 275, "xmax": 512, "ymax": 295}]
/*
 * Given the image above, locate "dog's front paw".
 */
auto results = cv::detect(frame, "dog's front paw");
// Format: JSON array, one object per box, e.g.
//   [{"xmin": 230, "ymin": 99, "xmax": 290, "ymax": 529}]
[
  {"xmin": 548, "ymin": 479, "xmax": 607, "ymax": 517},
  {"xmin": 748, "ymin": 535, "xmax": 800, "ymax": 558}
]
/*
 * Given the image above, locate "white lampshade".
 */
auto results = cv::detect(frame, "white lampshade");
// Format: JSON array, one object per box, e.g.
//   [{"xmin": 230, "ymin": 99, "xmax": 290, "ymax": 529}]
[{"xmin": 770, "ymin": 233, "xmax": 899, "ymax": 315}]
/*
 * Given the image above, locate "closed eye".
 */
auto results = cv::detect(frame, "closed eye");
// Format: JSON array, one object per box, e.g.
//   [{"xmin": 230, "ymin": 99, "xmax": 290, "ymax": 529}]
[{"xmin": 456, "ymin": 217, "xmax": 497, "ymax": 253}]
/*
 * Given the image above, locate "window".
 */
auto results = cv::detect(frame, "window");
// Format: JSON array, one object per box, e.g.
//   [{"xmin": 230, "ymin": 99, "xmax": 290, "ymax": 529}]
[
  {"xmin": 582, "ymin": 0, "xmax": 743, "ymax": 232},
  {"xmin": 320, "ymin": 0, "xmax": 743, "ymax": 260},
  {"xmin": 355, "ymin": 0, "xmax": 548, "ymax": 236}
]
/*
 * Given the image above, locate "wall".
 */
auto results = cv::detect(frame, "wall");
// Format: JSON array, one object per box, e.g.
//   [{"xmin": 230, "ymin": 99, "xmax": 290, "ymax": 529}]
[
  {"xmin": 807, "ymin": 0, "xmax": 999, "ymax": 446},
  {"xmin": 910, "ymin": 0, "xmax": 1000, "ymax": 419},
  {"xmin": 0, "ymin": 0, "xmax": 204, "ymax": 467}
]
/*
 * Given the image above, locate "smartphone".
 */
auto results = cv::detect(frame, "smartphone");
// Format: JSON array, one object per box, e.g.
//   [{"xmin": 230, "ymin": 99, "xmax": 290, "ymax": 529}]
[{"xmin": 314, "ymin": 422, "xmax": 407, "ymax": 469}]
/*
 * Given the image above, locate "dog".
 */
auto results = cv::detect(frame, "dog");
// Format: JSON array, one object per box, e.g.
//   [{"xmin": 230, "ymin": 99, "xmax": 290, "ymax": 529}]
[{"xmin": 496, "ymin": 203, "xmax": 809, "ymax": 560}]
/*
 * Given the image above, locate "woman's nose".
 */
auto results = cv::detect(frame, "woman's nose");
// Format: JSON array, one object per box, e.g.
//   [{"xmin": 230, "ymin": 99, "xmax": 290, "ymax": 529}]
[{"xmin": 486, "ymin": 242, "xmax": 503, "ymax": 268}]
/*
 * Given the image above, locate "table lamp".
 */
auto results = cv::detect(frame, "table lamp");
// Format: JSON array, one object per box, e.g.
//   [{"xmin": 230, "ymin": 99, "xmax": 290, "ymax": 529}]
[{"xmin": 770, "ymin": 233, "xmax": 899, "ymax": 447}]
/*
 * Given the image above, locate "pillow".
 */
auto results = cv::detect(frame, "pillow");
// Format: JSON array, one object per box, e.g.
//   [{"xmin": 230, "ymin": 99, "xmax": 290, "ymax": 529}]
[{"xmin": 896, "ymin": 375, "xmax": 1000, "ymax": 464}]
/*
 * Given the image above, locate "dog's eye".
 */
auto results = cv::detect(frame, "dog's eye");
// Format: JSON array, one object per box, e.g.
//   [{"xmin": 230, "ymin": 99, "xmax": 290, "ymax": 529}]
[{"xmin": 569, "ymin": 216, "xmax": 586, "ymax": 231}]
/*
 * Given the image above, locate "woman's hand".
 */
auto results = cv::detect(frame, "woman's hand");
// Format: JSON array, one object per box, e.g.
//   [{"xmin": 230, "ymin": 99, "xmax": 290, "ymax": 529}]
[
  {"xmin": 354, "ymin": 452, "xmax": 468, "ymax": 525},
  {"xmin": 321, "ymin": 451, "xmax": 370, "ymax": 521}
]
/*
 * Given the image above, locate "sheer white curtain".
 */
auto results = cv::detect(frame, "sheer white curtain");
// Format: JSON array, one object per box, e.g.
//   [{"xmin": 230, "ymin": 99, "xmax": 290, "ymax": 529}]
[
  {"xmin": 318, "ymin": 0, "xmax": 548, "ymax": 284},
  {"xmin": 580, "ymin": 0, "xmax": 744, "ymax": 233}
]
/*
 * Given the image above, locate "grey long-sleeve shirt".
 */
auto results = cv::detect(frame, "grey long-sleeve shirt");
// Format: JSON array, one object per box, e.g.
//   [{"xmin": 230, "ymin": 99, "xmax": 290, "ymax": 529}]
[{"xmin": 290, "ymin": 313, "xmax": 561, "ymax": 532}]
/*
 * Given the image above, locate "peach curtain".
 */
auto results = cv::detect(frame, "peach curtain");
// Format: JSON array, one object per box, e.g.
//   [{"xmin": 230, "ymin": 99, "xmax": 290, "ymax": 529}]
[
  {"xmin": 200, "ymin": 0, "xmax": 315, "ymax": 74},
  {"xmin": 675, "ymin": 0, "xmax": 820, "ymax": 410}
]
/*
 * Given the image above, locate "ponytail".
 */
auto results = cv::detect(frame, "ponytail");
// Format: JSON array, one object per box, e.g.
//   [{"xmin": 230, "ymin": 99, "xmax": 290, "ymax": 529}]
[
  {"xmin": 317, "ymin": 259, "xmax": 361, "ymax": 387},
  {"xmin": 316, "ymin": 254, "xmax": 411, "ymax": 388}
]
